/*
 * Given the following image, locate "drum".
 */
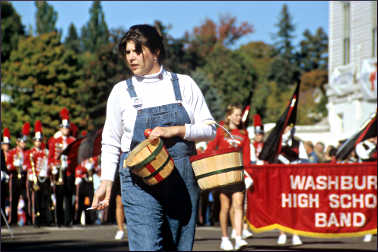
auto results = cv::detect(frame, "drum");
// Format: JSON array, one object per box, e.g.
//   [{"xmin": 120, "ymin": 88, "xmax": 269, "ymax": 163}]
[
  {"xmin": 124, "ymin": 138, "xmax": 174, "ymax": 186},
  {"xmin": 190, "ymin": 148, "xmax": 244, "ymax": 191}
]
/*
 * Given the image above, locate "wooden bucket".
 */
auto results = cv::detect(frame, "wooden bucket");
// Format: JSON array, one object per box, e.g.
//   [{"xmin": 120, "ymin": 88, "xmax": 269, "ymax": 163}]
[
  {"xmin": 124, "ymin": 138, "xmax": 174, "ymax": 185},
  {"xmin": 190, "ymin": 148, "xmax": 243, "ymax": 191}
]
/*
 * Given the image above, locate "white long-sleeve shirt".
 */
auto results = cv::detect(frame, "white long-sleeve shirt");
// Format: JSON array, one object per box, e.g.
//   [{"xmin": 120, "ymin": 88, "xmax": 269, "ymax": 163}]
[{"xmin": 101, "ymin": 67, "xmax": 216, "ymax": 181}]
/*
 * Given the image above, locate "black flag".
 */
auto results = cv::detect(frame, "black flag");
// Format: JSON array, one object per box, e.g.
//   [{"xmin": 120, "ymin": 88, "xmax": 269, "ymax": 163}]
[
  {"xmin": 61, "ymin": 128, "xmax": 103, "ymax": 170},
  {"xmin": 335, "ymin": 112, "xmax": 377, "ymax": 160},
  {"xmin": 258, "ymin": 82, "xmax": 300, "ymax": 163}
]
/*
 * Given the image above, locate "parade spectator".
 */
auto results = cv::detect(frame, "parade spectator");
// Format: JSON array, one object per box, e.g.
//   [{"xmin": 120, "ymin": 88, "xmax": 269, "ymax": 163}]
[
  {"xmin": 91, "ymin": 24, "xmax": 216, "ymax": 251},
  {"xmin": 303, "ymin": 140, "xmax": 319, "ymax": 163},
  {"xmin": 324, "ymin": 145, "xmax": 337, "ymax": 163},
  {"xmin": 314, "ymin": 141, "xmax": 326, "ymax": 162},
  {"xmin": 205, "ymin": 104, "xmax": 250, "ymax": 250}
]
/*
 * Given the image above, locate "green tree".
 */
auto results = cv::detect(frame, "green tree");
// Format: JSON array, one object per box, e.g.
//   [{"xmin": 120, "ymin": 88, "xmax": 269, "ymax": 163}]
[
  {"xmin": 80, "ymin": 28, "xmax": 130, "ymax": 129},
  {"xmin": 65, "ymin": 23, "xmax": 81, "ymax": 54},
  {"xmin": 35, "ymin": 1, "xmax": 58, "ymax": 35},
  {"xmin": 191, "ymin": 69, "xmax": 224, "ymax": 121},
  {"xmin": 185, "ymin": 14, "xmax": 253, "ymax": 69},
  {"xmin": 238, "ymin": 42, "xmax": 275, "ymax": 121},
  {"xmin": 201, "ymin": 44, "xmax": 257, "ymax": 117},
  {"xmin": 81, "ymin": 0, "xmax": 109, "ymax": 53},
  {"xmin": 1, "ymin": 1, "xmax": 25, "ymax": 62},
  {"xmin": 153, "ymin": 20, "xmax": 193, "ymax": 74},
  {"xmin": 2, "ymin": 32, "xmax": 86, "ymax": 139},
  {"xmin": 269, "ymin": 4, "xmax": 300, "ymax": 88},
  {"xmin": 297, "ymin": 27, "xmax": 328, "ymax": 72}
]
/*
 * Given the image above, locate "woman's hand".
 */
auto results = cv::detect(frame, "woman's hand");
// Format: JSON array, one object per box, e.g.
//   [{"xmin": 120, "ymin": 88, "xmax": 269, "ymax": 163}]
[
  {"xmin": 148, "ymin": 126, "xmax": 186, "ymax": 141},
  {"xmin": 91, "ymin": 180, "xmax": 113, "ymax": 210}
]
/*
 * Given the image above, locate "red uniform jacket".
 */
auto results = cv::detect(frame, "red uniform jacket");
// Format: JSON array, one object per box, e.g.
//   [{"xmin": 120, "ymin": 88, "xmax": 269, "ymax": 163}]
[
  {"xmin": 6, "ymin": 148, "xmax": 28, "ymax": 175},
  {"xmin": 75, "ymin": 156, "xmax": 100, "ymax": 182},
  {"xmin": 25, "ymin": 147, "xmax": 50, "ymax": 181},
  {"xmin": 48, "ymin": 135, "xmax": 76, "ymax": 176}
]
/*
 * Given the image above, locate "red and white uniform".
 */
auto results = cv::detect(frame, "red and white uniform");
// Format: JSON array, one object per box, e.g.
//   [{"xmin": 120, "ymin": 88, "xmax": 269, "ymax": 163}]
[
  {"xmin": 250, "ymin": 140, "xmax": 265, "ymax": 165},
  {"xmin": 25, "ymin": 147, "xmax": 50, "ymax": 182},
  {"xmin": 48, "ymin": 135, "xmax": 76, "ymax": 177},
  {"xmin": 7, "ymin": 147, "xmax": 28, "ymax": 176},
  {"xmin": 75, "ymin": 156, "xmax": 100, "ymax": 184}
]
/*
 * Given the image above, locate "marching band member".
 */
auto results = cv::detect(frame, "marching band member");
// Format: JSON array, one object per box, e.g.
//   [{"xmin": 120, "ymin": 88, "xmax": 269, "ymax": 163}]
[
  {"xmin": 25, "ymin": 120, "xmax": 51, "ymax": 226},
  {"xmin": 74, "ymin": 155, "xmax": 99, "ymax": 225},
  {"xmin": 48, "ymin": 108, "xmax": 76, "ymax": 227},
  {"xmin": 1, "ymin": 128, "xmax": 11, "ymax": 225},
  {"xmin": 250, "ymin": 114, "xmax": 265, "ymax": 165},
  {"xmin": 7, "ymin": 123, "xmax": 31, "ymax": 225}
]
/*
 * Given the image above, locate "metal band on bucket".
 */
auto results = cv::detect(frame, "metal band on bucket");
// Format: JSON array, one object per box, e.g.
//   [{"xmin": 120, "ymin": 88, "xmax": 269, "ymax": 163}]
[
  {"xmin": 143, "ymin": 155, "xmax": 172, "ymax": 181},
  {"xmin": 195, "ymin": 166, "xmax": 243, "ymax": 180}
]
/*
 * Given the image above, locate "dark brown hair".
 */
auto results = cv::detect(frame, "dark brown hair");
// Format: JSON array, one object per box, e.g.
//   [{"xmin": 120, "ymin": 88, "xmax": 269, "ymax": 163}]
[{"xmin": 118, "ymin": 24, "xmax": 165, "ymax": 64}]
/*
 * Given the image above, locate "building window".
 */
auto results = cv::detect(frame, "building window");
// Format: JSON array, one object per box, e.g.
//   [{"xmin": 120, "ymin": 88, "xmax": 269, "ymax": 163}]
[{"xmin": 343, "ymin": 2, "xmax": 350, "ymax": 64}]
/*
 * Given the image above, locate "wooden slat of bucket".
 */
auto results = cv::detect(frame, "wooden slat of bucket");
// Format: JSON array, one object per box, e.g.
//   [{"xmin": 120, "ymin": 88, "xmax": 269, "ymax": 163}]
[
  {"xmin": 126, "ymin": 139, "xmax": 160, "ymax": 168},
  {"xmin": 191, "ymin": 151, "xmax": 243, "ymax": 190},
  {"xmin": 198, "ymin": 169, "xmax": 243, "ymax": 190},
  {"xmin": 137, "ymin": 144, "xmax": 170, "ymax": 178},
  {"xmin": 192, "ymin": 152, "xmax": 242, "ymax": 177}
]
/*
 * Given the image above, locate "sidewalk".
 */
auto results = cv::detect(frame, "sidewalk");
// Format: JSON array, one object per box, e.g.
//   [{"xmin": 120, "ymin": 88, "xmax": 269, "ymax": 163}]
[{"xmin": 2, "ymin": 225, "xmax": 377, "ymax": 251}]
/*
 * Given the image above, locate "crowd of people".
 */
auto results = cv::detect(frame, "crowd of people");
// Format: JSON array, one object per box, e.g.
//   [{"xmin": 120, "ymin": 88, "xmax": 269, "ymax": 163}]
[
  {"xmin": 1, "ymin": 23, "xmax": 376, "ymax": 251},
  {"xmin": 0, "ymin": 110, "xmax": 121, "ymax": 231}
]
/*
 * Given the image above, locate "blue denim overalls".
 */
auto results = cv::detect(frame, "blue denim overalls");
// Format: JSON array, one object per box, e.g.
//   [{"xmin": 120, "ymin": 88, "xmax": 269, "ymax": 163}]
[{"xmin": 119, "ymin": 73, "xmax": 200, "ymax": 251}]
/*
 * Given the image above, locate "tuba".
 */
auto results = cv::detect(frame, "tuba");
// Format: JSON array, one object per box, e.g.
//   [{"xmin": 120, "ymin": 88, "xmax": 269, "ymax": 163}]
[{"xmin": 30, "ymin": 152, "xmax": 40, "ymax": 191}]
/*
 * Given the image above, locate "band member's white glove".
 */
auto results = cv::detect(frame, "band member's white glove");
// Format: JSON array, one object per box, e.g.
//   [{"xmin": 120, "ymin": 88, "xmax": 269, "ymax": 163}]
[
  {"xmin": 85, "ymin": 162, "xmax": 94, "ymax": 171},
  {"xmin": 1, "ymin": 171, "xmax": 9, "ymax": 182},
  {"xmin": 61, "ymin": 155, "xmax": 68, "ymax": 170},
  {"xmin": 13, "ymin": 159, "xmax": 22, "ymax": 167},
  {"xmin": 75, "ymin": 177, "xmax": 82, "ymax": 185},
  {"xmin": 28, "ymin": 174, "xmax": 34, "ymax": 182},
  {"xmin": 52, "ymin": 166, "xmax": 58, "ymax": 175}
]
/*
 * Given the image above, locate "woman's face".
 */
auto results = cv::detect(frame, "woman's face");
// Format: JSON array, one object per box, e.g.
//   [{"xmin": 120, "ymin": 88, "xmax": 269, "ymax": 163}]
[
  {"xmin": 228, "ymin": 108, "xmax": 242, "ymax": 128},
  {"xmin": 125, "ymin": 41, "xmax": 160, "ymax": 76}
]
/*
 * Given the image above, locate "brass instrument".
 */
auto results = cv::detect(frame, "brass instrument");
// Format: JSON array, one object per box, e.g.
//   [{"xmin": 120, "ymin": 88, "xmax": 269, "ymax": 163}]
[
  {"xmin": 87, "ymin": 158, "xmax": 94, "ymax": 182},
  {"xmin": 55, "ymin": 155, "xmax": 67, "ymax": 186},
  {"xmin": 16, "ymin": 152, "xmax": 23, "ymax": 180},
  {"xmin": 30, "ymin": 152, "xmax": 40, "ymax": 191}
]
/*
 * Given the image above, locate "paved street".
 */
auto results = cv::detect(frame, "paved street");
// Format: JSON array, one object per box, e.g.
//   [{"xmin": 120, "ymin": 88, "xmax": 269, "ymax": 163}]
[{"xmin": 2, "ymin": 224, "xmax": 376, "ymax": 251}]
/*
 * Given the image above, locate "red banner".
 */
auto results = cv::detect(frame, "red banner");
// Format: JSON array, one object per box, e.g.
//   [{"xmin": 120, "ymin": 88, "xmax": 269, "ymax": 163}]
[{"xmin": 245, "ymin": 162, "xmax": 377, "ymax": 238}]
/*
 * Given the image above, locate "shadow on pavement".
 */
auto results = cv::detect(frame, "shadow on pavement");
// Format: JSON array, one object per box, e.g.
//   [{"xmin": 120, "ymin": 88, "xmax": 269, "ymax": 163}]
[{"xmin": 2, "ymin": 240, "xmax": 129, "ymax": 252}]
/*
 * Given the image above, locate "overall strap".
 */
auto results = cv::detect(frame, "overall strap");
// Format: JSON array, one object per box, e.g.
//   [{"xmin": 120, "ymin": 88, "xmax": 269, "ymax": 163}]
[
  {"xmin": 170, "ymin": 73, "xmax": 182, "ymax": 103},
  {"xmin": 126, "ymin": 78, "xmax": 137, "ymax": 98},
  {"xmin": 126, "ymin": 78, "xmax": 142, "ymax": 110}
]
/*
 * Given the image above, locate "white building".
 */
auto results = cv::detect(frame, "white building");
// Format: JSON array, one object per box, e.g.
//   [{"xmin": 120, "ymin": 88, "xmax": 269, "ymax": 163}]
[
  {"xmin": 326, "ymin": 1, "xmax": 377, "ymax": 141},
  {"xmin": 252, "ymin": 2, "xmax": 377, "ymax": 148}
]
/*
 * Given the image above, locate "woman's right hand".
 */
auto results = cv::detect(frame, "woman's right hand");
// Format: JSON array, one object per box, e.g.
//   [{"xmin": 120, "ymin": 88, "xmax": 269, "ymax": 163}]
[{"xmin": 91, "ymin": 180, "xmax": 113, "ymax": 210}]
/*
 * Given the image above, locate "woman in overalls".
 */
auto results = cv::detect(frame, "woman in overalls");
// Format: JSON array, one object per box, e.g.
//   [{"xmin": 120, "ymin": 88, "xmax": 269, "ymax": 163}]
[{"xmin": 91, "ymin": 24, "xmax": 216, "ymax": 251}]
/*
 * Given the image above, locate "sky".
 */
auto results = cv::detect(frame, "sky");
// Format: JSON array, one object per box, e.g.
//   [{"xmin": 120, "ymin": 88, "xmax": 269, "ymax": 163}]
[{"xmin": 12, "ymin": 1, "xmax": 329, "ymax": 49}]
